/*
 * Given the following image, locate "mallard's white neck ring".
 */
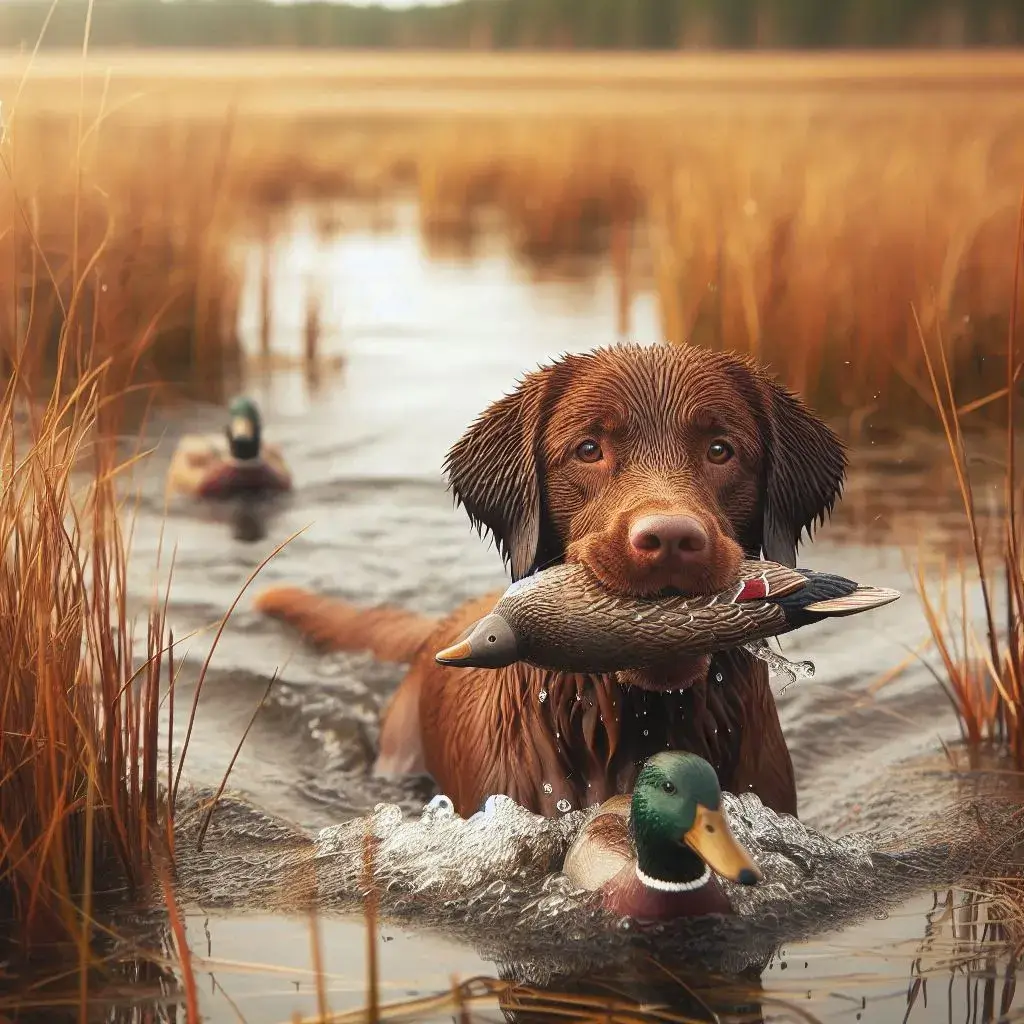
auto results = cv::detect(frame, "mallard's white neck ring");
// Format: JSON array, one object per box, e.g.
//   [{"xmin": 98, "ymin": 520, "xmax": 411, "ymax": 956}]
[{"xmin": 635, "ymin": 863, "xmax": 712, "ymax": 892}]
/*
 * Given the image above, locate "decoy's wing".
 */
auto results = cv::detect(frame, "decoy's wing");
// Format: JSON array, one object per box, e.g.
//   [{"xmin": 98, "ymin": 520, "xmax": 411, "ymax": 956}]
[
  {"xmin": 802, "ymin": 585, "xmax": 901, "ymax": 616},
  {"xmin": 597, "ymin": 794, "xmax": 632, "ymax": 820},
  {"xmin": 735, "ymin": 559, "xmax": 810, "ymax": 601},
  {"xmin": 174, "ymin": 435, "xmax": 224, "ymax": 469},
  {"xmin": 562, "ymin": 809, "xmax": 634, "ymax": 892},
  {"xmin": 261, "ymin": 443, "xmax": 293, "ymax": 484},
  {"xmin": 166, "ymin": 436, "xmax": 224, "ymax": 496}
]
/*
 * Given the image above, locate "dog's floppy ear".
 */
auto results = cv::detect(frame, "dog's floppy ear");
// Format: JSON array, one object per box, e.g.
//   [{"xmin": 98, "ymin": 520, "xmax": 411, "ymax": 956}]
[
  {"xmin": 443, "ymin": 365, "xmax": 556, "ymax": 581},
  {"xmin": 759, "ymin": 379, "xmax": 847, "ymax": 568}
]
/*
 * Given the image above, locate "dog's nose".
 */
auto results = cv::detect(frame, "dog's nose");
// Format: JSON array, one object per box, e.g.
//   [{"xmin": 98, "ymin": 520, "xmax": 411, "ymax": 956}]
[{"xmin": 629, "ymin": 515, "xmax": 708, "ymax": 562}]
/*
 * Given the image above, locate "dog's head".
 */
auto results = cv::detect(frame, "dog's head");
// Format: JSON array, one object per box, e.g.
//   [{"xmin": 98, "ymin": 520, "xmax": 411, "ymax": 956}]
[{"xmin": 445, "ymin": 344, "xmax": 846, "ymax": 681}]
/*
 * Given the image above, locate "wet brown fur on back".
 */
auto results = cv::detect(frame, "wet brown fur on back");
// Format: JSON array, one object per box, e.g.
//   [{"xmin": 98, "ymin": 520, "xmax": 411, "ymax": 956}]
[{"xmin": 255, "ymin": 344, "xmax": 847, "ymax": 819}]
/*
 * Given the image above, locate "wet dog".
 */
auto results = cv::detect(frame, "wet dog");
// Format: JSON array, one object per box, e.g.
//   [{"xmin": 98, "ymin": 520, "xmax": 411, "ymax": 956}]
[{"xmin": 255, "ymin": 344, "xmax": 847, "ymax": 819}]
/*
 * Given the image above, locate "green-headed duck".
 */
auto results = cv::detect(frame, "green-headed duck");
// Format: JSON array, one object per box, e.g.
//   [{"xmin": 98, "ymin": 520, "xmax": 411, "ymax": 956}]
[
  {"xmin": 167, "ymin": 396, "xmax": 292, "ymax": 499},
  {"xmin": 562, "ymin": 751, "xmax": 762, "ymax": 920}
]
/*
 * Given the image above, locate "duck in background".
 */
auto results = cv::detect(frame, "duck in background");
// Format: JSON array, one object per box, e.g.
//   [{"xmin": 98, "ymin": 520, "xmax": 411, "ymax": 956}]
[
  {"xmin": 167, "ymin": 396, "xmax": 292, "ymax": 499},
  {"xmin": 562, "ymin": 751, "xmax": 762, "ymax": 920}
]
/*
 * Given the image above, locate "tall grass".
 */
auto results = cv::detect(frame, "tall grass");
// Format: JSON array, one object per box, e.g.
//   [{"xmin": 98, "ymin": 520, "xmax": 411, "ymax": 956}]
[
  {"xmin": 913, "ymin": 198, "xmax": 1024, "ymax": 763},
  {"xmin": 0, "ymin": 53, "xmax": 249, "ymax": 997},
  {"xmin": 0, "ymin": 108, "xmax": 245, "ymax": 406},
  {"xmin": 0, "ymin": 351, "xmax": 171, "ymax": 957},
  {"xmin": 4, "ymin": 54, "xmax": 1024, "ymax": 421}
]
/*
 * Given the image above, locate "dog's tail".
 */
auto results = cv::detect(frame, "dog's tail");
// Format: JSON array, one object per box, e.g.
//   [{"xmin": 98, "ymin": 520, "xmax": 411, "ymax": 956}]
[{"xmin": 253, "ymin": 586, "xmax": 437, "ymax": 664}]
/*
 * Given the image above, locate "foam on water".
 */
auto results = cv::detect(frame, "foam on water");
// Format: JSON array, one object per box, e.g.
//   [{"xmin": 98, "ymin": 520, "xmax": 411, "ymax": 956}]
[
  {"xmin": 744, "ymin": 638, "xmax": 816, "ymax": 694},
  {"xmin": 173, "ymin": 763, "xmax": 1008, "ymax": 977}
]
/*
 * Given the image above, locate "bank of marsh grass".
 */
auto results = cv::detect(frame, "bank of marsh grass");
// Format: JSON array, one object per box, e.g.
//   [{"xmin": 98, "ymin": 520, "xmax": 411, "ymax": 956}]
[
  {"xmin": 0, "ymin": 111, "xmax": 245, "ymax": 404},
  {"xmin": 4, "ymin": 50, "xmax": 1024, "ymax": 420},
  {"xmin": 4, "ymin": 46, "xmax": 1024, "ymax": 1021},
  {"xmin": 0, "ymin": 80, "xmax": 245, "ymax": 981},
  {"xmin": 912, "ymin": 199, "xmax": 1024, "ymax": 769},
  {"xmin": 0, "ymin": 356, "xmax": 168, "ymax": 958}
]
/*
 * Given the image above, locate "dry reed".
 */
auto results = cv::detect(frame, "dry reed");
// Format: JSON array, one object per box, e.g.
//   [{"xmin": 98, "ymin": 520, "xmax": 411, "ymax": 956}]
[
  {"xmin": 913, "ymin": 195, "xmax": 1024, "ymax": 763},
  {"xmin": 0, "ymin": 55, "xmax": 269, "ymax": 1011},
  {"xmin": 0, "ymin": 105, "xmax": 245, "ymax": 407},
  {"xmin": 4, "ymin": 53, "xmax": 1024, "ymax": 420},
  {"xmin": 0, "ymin": 356, "xmax": 169, "ymax": 958}
]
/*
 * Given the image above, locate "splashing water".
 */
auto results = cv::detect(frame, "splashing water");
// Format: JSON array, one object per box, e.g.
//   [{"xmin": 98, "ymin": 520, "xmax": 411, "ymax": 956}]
[
  {"xmin": 744, "ymin": 638, "xmax": 815, "ymax": 694},
  {"xmin": 171, "ymin": 757, "xmax": 1008, "ymax": 979}
]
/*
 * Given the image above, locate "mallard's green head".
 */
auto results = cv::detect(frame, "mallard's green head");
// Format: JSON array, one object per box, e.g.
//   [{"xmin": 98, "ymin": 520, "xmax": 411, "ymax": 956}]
[
  {"xmin": 630, "ymin": 752, "xmax": 761, "ymax": 889},
  {"xmin": 226, "ymin": 397, "xmax": 262, "ymax": 461}
]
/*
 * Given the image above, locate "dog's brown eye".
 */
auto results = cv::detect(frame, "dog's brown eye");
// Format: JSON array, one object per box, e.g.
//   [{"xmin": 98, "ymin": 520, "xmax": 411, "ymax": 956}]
[
  {"xmin": 575, "ymin": 440, "xmax": 603, "ymax": 463},
  {"xmin": 707, "ymin": 440, "xmax": 734, "ymax": 465}
]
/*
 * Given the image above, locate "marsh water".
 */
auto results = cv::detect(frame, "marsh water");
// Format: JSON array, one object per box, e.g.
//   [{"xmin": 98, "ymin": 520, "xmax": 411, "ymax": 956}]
[{"xmin": 80, "ymin": 200, "xmax": 1024, "ymax": 1022}]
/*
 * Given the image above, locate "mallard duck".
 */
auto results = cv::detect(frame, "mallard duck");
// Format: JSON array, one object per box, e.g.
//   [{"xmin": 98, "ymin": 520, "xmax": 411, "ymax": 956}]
[
  {"xmin": 435, "ymin": 558, "xmax": 900, "ymax": 673},
  {"xmin": 167, "ymin": 397, "xmax": 292, "ymax": 499},
  {"xmin": 562, "ymin": 752, "xmax": 761, "ymax": 920}
]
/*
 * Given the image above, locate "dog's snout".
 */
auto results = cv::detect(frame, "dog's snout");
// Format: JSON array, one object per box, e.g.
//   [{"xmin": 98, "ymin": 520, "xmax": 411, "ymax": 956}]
[{"xmin": 628, "ymin": 515, "xmax": 708, "ymax": 561}]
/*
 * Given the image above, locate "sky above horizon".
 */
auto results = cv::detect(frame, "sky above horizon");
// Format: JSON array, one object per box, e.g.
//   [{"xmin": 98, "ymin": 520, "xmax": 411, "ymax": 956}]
[
  {"xmin": 274, "ymin": 0, "xmax": 458, "ymax": 6},
  {"xmin": 0, "ymin": 0, "xmax": 462, "ymax": 5}
]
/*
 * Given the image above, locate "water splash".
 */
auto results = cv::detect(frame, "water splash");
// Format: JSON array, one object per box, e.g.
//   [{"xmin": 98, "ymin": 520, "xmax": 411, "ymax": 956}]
[
  {"xmin": 172, "ymin": 765, "xmax": 999, "ymax": 977},
  {"xmin": 744, "ymin": 638, "xmax": 815, "ymax": 694}
]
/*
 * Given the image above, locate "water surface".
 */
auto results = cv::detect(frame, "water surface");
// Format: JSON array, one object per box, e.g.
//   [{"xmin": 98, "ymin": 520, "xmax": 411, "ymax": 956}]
[{"xmin": 106, "ymin": 200, "xmax": 1022, "ymax": 1023}]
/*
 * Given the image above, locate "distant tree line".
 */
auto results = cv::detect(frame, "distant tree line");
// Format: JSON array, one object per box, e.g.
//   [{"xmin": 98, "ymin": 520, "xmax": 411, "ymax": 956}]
[{"xmin": 0, "ymin": 0, "xmax": 1020, "ymax": 51}]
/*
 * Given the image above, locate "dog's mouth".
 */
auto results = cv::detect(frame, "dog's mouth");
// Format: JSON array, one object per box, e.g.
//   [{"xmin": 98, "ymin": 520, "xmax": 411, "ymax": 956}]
[
  {"xmin": 568, "ymin": 550, "xmax": 722, "ymax": 602},
  {"xmin": 617, "ymin": 658, "xmax": 711, "ymax": 694}
]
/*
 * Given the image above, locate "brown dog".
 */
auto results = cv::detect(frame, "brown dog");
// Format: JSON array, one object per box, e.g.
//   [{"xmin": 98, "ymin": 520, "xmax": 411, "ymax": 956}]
[{"xmin": 255, "ymin": 344, "xmax": 847, "ymax": 820}]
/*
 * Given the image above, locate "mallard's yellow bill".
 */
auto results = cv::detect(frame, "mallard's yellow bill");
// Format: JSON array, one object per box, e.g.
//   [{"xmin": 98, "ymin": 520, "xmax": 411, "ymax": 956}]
[{"xmin": 684, "ymin": 805, "xmax": 762, "ymax": 886}]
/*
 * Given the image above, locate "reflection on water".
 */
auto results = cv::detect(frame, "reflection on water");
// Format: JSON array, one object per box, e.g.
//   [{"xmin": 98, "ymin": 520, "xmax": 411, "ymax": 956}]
[
  {"xmin": 81, "ymin": 200, "xmax": 1023, "ymax": 1022},
  {"xmin": 79, "ymin": 887, "xmax": 1014, "ymax": 1023}
]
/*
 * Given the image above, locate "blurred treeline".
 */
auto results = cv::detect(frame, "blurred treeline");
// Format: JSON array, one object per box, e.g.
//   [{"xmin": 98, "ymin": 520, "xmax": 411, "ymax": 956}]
[{"xmin": 0, "ymin": 0, "xmax": 1019, "ymax": 50}]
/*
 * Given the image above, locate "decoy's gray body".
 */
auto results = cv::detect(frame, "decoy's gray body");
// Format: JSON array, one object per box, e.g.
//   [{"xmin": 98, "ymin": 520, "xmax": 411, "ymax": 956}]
[{"xmin": 434, "ymin": 559, "xmax": 900, "ymax": 674}]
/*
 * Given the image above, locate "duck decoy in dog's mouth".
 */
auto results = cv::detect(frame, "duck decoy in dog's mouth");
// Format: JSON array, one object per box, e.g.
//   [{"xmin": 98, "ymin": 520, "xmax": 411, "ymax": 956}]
[{"xmin": 435, "ymin": 559, "xmax": 900, "ymax": 674}]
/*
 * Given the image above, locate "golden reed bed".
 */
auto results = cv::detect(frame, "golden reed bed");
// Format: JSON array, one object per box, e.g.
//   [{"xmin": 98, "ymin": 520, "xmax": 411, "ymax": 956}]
[
  {"xmin": 1, "ymin": 49, "xmax": 1024, "ymax": 1016},
  {"xmin": 1, "ymin": 50, "xmax": 1022, "ymax": 421}
]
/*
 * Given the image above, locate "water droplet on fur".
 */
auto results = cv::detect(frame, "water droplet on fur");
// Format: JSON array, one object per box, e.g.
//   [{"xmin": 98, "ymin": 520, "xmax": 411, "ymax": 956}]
[
  {"xmin": 643, "ymin": 729, "xmax": 649, "ymax": 737},
  {"xmin": 556, "ymin": 798, "xmax": 572, "ymax": 813},
  {"xmin": 715, "ymin": 672, "xmax": 724, "ymax": 683},
  {"xmin": 538, "ymin": 689, "xmax": 548, "ymax": 703},
  {"xmin": 542, "ymin": 782, "xmax": 553, "ymax": 794}
]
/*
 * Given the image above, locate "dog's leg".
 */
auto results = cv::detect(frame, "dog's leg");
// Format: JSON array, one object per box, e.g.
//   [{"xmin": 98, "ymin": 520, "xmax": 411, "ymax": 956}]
[
  {"xmin": 254, "ymin": 587, "xmax": 437, "ymax": 663},
  {"xmin": 732, "ymin": 672, "xmax": 798, "ymax": 817},
  {"xmin": 374, "ymin": 673, "xmax": 426, "ymax": 777}
]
